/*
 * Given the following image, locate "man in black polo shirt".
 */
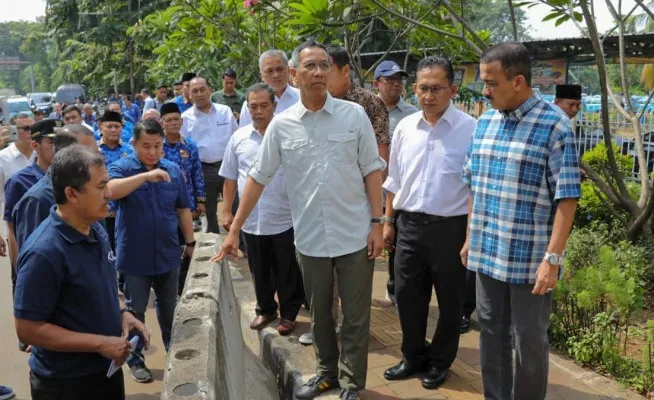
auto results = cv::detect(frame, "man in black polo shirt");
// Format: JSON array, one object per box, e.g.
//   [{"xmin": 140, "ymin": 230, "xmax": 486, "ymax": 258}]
[{"xmin": 13, "ymin": 145, "xmax": 150, "ymax": 400}]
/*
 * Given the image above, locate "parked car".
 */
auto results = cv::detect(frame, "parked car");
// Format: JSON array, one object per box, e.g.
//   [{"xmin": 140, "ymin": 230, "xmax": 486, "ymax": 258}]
[
  {"xmin": 27, "ymin": 92, "xmax": 54, "ymax": 115},
  {"xmin": 55, "ymin": 84, "xmax": 87, "ymax": 105},
  {"xmin": 0, "ymin": 96, "xmax": 34, "ymax": 124}
]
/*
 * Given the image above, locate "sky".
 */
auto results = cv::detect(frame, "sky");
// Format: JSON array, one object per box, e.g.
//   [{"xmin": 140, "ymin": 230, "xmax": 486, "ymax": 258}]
[{"xmin": 0, "ymin": 0, "xmax": 643, "ymax": 39}]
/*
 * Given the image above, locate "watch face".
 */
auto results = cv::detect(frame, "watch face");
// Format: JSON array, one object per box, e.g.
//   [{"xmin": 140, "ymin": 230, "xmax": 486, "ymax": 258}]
[{"xmin": 547, "ymin": 254, "xmax": 560, "ymax": 265}]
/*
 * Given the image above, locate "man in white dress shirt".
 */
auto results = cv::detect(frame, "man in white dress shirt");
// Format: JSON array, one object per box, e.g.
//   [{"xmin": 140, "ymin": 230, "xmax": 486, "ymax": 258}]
[
  {"xmin": 214, "ymin": 40, "xmax": 385, "ymax": 400},
  {"xmin": 0, "ymin": 113, "xmax": 35, "ymax": 236},
  {"xmin": 382, "ymin": 56, "xmax": 476, "ymax": 390},
  {"xmin": 238, "ymin": 49, "xmax": 300, "ymax": 127},
  {"xmin": 217, "ymin": 83, "xmax": 304, "ymax": 336},
  {"xmin": 181, "ymin": 77, "xmax": 238, "ymax": 234}
]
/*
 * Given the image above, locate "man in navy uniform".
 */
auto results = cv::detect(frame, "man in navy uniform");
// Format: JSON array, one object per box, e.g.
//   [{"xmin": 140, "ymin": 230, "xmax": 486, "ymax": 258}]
[
  {"xmin": 14, "ymin": 144, "xmax": 150, "ymax": 400},
  {"xmin": 13, "ymin": 125, "xmax": 97, "ymax": 249}
]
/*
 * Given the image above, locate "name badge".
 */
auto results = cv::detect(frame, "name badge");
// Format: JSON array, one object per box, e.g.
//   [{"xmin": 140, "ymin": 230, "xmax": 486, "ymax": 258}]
[
  {"xmin": 216, "ymin": 121, "xmax": 228, "ymax": 127},
  {"xmin": 180, "ymin": 149, "xmax": 189, "ymax": 158}
]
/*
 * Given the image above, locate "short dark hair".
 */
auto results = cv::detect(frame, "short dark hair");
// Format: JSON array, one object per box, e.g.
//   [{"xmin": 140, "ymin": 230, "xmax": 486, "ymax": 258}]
[
  {"xmin": 123, "ymin": 95, "xmax": 132, "ymax": 102},
  {"xmin": 325, "ymin": 45, "xmax": 350, "ymax": 69},
  {"xmin": 62, "ymin": 105, "xmax": 82, "ymax": 118},
  {"xmin": 133, "ymin": 119, "xmax": 164, "ymax": 141},
  {"xmin": 223, "ymin": 68, "xmax": 237, "ymax": 79},
  {"xmin": 33, "ymin": 109, "xmax": 44, "ymax": 116},
  {"xmin": 480, "ymin": 42, "xmax": 532, "ymax": 86},
  {"xmin": 291, "ymin": 39, "xmax": 328, "ymax": 67},
  {"xmin": 53, "ymin": 132, "xmax": 80, "ymax": 154},
  {"xmin": 51, "ymin": 145, "xmax": 105, "ymax": 205},
  {"xmin": 246, "ymin": 83, "xmax": 275, "ymax": 104},
  {"xmin": 416, "ymin": 56, "xmax": 455, "ymax": 84}
]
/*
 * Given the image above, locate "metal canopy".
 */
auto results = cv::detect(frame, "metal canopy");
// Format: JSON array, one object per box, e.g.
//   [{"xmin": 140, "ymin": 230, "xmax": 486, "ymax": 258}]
[
  {"xmin": 523, "ymin": 33, "xmax": 654, "ymax": 62},
  {"xmin": 359, "ymin": 33, "xmax": 654, "ymax": 65}
]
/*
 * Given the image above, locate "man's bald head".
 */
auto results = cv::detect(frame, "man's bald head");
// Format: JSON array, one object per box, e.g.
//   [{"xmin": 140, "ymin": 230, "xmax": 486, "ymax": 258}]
[{"xmin": 56, "ymin": 124, "xmax": 97, "ymax": 151}]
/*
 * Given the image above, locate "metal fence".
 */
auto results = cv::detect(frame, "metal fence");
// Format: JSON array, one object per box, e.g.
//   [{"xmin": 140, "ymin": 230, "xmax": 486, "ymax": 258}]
[
  {"xmin": 454, "ymin": 100, "xmax": 654, "ymax": 180},
  {"xmin": 574, "ymin": 116, "xmax": 654, "ymax": 180}
]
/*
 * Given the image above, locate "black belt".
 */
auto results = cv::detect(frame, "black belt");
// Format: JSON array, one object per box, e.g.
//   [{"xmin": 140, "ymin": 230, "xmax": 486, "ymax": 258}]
[
  {"xmin": 402, "ymin": 211, "xmax": 465, "ymax": 224},
  {"xmin": 201, "ymin": 161, "xmax": 222, "ymax": 167}
]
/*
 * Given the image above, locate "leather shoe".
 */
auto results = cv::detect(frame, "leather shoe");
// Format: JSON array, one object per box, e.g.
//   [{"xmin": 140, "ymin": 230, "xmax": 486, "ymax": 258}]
[
  {"xmin": 277, "ymin": 319, "xmax": 296, "ymax": 336},
  {"xmin": 250, "ymin": 313, "xmax": 277, "ymax": 330},
  {"xmin": 460, "ymin": 315, "xmax": 471, "ymax": 334},
  {"xmin": 383, "ymin": 361, "xmax": 426, "ymax": 381},
  {"xmin": 421, "ymin": 367, "xmax": 447, "ymax": 389}
]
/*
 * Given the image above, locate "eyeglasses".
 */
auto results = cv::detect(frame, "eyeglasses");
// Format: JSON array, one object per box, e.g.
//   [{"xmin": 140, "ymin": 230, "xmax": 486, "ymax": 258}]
[
  {"xmin": 301, "ymin": 61, "xmax": 332, "ymax": 72},
  {"xmin": 380, "ymin": 76, "xmax": 406, "ymax": 85},
  {"xmin": 262, "ymin": 66, "xmax": 287, "ymax": 76},
  {"xmin": 416, "ymin": 85, "xmax": 450, "ymax": 94},
  {"xmin": 16, "ymin": 125, "xmax": 32, "ymax": 131}
]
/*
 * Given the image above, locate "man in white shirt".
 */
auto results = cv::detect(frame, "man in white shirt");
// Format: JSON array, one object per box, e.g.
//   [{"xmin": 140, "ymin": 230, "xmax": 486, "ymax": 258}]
[
  {"xmin": 382, "ymin": 56, "xmax": 476, "ymax": 390},
  {"xmin": 0, "ymin": 113, "xmax": 35, "ymax": 232},
  {"xmin": 181, "ymin": 77, "xmax": 238, "ymax": 234},
  {"xmin": 217, "ymin": 83, "xmax": 304, "ymax": 336},
  {"xmin": 238, "ymin": 49, "xmax": 300, "ymax": 127},
  {"xmin": 214, "ymin": 40, "xmax": 385, "ymax": 400}
]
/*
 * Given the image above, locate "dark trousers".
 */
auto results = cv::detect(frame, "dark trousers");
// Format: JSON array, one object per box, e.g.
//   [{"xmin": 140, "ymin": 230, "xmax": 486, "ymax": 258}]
[
  {"xmin": 464, "ymin": 269, "xmax": 476, "ymax": 318},
  {"xmin": 202, "ymin": 162, "xmax": 224, "ymax": 234},
  {"xmin": 124, "ymin": 268, "xmax": 180, "ymax": 363},
  {"xmin": 242, "ymin": 228, "xmax": 304, "ymax": 320},
  {"xmin": 106, "ymin": 217, "xmax": 123, "ymax": 289},
  {"xmin": 386, "ymin": 210, "xmax": 401, "ymax": 296},
  {"xmin": 394, "ymin": 212, "xmax": 468, "ymax": 369},
  {"xmin": 30, "ymin": 369, "xmax": 125, "ymax": 400},
  {"xmin": 477, "ymin": 272, "xmax": 552, "ymax": 400}
]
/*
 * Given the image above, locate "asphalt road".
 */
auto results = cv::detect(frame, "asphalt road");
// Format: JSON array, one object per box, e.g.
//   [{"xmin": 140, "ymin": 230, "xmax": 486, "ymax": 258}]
[{"xmin": 0, "ymin": 255, "xmax": 167, "ymax": 400}]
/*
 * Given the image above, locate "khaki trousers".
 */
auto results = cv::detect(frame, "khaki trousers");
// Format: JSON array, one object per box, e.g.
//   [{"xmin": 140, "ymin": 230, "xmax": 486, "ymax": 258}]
[{"xmin": 296, "ymin": 247, "xmax": 374, "ymax": 391}]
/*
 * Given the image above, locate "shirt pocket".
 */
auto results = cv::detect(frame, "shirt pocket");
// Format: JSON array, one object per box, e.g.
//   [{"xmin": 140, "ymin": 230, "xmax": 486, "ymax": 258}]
[
  {"xmin": 158, "ymin": 182, "xmax": 179, "ymax": 209},
  {"xmin": 280, "ymin": 138, "xmax": 312, "ymax": 171},
  {"xmin": 441, "ymin": 150, "xmax": 467, "ymax": 174},
  {"xmin": 327, "ymin": 131, "xmax": 358, "ymax": 165}
]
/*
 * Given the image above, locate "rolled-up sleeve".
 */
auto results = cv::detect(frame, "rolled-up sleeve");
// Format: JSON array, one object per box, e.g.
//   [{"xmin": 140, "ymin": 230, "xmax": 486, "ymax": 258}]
[
  {"xmin": 219, "ymin": 136, "xmax": 239, "ymax": 181},
  {"xmin": 547, "ymin": 119, "xmax": 582, "ymax": 201},
  {"xmin": 249, "ymin": 122, "xmax": 282, "ymax": 185},
  {"xmin": 357, "ymin": 107, "xmax": 387, "ymax": 177}
]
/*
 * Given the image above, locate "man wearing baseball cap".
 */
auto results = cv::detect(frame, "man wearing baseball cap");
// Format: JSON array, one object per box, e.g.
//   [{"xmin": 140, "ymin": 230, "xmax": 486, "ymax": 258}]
[
  {"xmin": 373, "ymin": 60, "xmax": 417, "ymax": 308},
  {"xmin": 172, "ymin": 72, "xmax": 196, "ymax": 114}
]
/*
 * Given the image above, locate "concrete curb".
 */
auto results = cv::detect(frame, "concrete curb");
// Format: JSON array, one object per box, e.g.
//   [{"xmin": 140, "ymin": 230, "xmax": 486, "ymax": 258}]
[{"xmin": 162, "ymin": 233, "xmax": 279, "ymax": 400}]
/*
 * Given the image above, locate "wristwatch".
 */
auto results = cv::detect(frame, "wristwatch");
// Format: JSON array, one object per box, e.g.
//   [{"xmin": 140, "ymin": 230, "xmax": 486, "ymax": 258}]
[
  {"xmin": 371, "ymin": 216, "xmax": 393, "ymax": 224},
  {"xmin": 120, "ymin": 307, "xmax": 138, "ymax": 318},
  {"xmin": 186, "ymin": 240, "xmax": 196, "ymax": 247},
  {"xmin": 544, "ymin": 252, "xmax": 563, "ymax": 266}
]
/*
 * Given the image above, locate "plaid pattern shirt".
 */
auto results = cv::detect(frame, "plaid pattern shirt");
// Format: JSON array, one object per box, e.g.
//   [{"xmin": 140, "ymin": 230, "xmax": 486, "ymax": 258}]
[{"xmin": 462, "ymin": 93, "xmax": 581, "ymax": 284}]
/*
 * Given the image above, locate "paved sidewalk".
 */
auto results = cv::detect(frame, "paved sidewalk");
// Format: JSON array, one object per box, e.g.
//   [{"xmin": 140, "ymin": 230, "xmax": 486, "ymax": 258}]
[{"xmin": 232, "ymin": 256, "xmax": 644, "ymax": 400}]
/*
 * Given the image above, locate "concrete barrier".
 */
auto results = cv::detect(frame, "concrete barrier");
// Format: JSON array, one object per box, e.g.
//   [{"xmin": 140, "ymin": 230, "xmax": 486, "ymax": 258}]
[{"xmin": 162, "ymin": 233, "xmax": 278, "ymax": 400}]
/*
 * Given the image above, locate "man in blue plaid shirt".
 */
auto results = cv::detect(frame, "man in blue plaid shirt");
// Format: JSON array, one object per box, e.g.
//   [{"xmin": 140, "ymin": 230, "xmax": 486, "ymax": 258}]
[{"xmin": 461, "ymin": 43, "xmax": 581, "ymax": 400}]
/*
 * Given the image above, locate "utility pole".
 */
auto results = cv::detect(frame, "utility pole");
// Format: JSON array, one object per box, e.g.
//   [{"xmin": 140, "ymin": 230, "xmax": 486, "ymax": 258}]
[{"xmin": 29, "ymin": 63, "xmax": 35, "ymax": 93}]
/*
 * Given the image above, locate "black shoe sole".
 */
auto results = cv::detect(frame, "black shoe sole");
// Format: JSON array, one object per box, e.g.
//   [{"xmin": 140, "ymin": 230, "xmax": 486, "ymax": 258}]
[{"xmin": 421, "ymin": 375, "xmax": 446, "ymax": 389}]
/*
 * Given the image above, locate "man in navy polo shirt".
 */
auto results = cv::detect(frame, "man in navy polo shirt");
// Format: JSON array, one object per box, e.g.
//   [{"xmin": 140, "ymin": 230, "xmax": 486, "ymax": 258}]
[
  {"xmin": 13, "ymin": 125, "xmax": 97, "ymax": 249},
  {"xmin": 5, "ymin": 119, "xmax": 57, "ymax": 291},
  {"xmin": 107, "ymin": 119, "xmax": 195, "ymax": 383},
  {"xmin": 13, "ymin": 145, "xmax": 150, "ymax": 400}
]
